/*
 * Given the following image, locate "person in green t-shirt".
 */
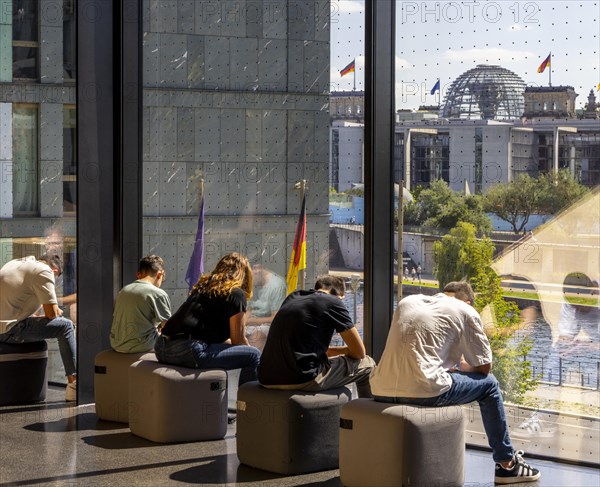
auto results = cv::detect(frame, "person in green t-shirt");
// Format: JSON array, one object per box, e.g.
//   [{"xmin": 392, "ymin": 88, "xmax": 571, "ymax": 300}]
[{"xmin": 110, "ymin": 255, "xmax": 171, "ymax": 353}]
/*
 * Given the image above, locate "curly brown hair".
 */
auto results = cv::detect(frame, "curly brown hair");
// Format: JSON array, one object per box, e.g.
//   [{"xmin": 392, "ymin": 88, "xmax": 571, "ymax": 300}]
[{"xmin": 191, "ymin": 252, "xmax": 253, "ymax": 299}]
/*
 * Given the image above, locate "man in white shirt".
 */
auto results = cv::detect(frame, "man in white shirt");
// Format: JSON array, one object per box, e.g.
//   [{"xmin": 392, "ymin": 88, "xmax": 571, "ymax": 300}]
[
  {"xmin": 370, "ymin": 281, "xmax": 540, "ymax": 485},
  {"xmin": 0, "ymin": 254, "xmax": 77, "ymax": 401}
]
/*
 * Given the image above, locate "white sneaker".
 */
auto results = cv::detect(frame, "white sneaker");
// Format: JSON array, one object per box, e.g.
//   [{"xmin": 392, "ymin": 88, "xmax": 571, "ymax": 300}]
[
  {"xmin": 513, "ymin": 412, "xmax": 556, "ymax": 438},
  {"xmin": 65, "ymin": 382, "xmax": 77, "ymax": 402}
]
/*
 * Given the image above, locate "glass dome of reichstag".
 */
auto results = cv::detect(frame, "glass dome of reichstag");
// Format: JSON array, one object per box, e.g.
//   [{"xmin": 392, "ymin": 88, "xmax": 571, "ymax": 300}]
[{"xmin": 441, "ymin": 65, "xmax": 526, "ymax": 121}]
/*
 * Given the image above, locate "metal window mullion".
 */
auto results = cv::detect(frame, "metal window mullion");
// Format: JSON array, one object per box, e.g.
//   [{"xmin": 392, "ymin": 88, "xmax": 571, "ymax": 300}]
[
  {"xmin": 364, "ymin": 1, "xmax": 395, "ymax": 361},
  {"xmin": 77, "ymin": 0, "xmax": 117, "ymax": 404}
]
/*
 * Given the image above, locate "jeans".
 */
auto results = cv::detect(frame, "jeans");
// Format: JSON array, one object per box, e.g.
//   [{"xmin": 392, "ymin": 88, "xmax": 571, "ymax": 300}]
[
  {"xmin": 0, "ymin": 316, "xmax": 77, "ymax": 377},
  {"xmin": 155, "ymin": 335, "xmax": 260, "ymax": 387},
  {"xmin": 374, "ymin": 372, "xmax": 514, "ymax": 463}
]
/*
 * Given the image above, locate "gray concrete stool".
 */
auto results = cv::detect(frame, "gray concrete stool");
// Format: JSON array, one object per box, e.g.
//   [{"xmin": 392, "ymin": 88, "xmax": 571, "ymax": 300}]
[
  {"xmin": 128, "ymin": 360, "xmax": 228, "ymax": 443},
  {"xmin": 0, "ymin": 341, "xmax": 48, "ymax": 406},
  {"xmin": 236, "ymin": 381, "xmax": 352, "ymax": 474},
  {"xmin": 94, "ymin": 349, "xmax": 157, "ymax": 423},
  {"xmin": 339, "ymin": 399, "xmax": 465, "ymax": 487}
]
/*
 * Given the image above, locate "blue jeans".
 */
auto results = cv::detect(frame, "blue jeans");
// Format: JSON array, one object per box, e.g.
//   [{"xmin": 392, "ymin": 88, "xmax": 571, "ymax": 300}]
[
  {"xmin": 155, "ymin": 335, "xmax": 260, "ymax": 387},
  {"xmin": 0, "ymin": 316, "xmax": 77, "ymax": 377},
  {"xmin": 374, "ymin": 372, "xmax": 514, "ymax": 463}
]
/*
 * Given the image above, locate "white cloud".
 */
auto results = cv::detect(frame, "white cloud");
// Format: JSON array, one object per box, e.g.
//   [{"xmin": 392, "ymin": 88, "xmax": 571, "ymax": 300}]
[
  {"xmin": 509, "ymin": 24, "xmax": 524, "ymax": 32},
  {"xmin": 334, "ymin": 0, "xmax": 365, "ymax": 14},
  {"xmin": 396, "ymin": 56, "xmax": 411, "ymax": 69},
  {"xmin": 445, "ymin": 48, "xmax": 533, "ymax": 63}
]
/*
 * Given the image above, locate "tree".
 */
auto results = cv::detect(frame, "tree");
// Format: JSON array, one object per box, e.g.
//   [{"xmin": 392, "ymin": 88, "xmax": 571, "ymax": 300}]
[
  {"xmin": 537, "ymin": 170, "xmax": 590, "ymax": 214},
  {"xmin": 483, "ymin": 174, "xmax": 540, "ymax": 234},
  {"xmin": 433, "ymin": 222, "xmax": 536, "ymax": 403},
  {"xmin": 409, "ymin": 180, "xmax": 491, "ymax": 235},
  {"xmin": 484, "ymin": 171, "xmax": 589, "ymax": 234}
]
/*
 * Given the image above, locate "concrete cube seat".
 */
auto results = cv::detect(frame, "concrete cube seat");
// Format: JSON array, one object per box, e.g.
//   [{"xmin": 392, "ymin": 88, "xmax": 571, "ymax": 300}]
[
  {"xmin": 0, "ymin": 341, "xmax": 48, "ymax": 406},
  {"xmin": 236, "ymin": 381, "xmax": 352, "ymax": 474},
  {"xmin": 128, "ymin": 360, "xmax": 228, "ymax": 443},
  {"xmin": 94, "ymin": 349, "xmax": 157, "ymax": 423},
  {"xmin": 339, "ymin": 399, "xmax": 465, "ymax": 487}
]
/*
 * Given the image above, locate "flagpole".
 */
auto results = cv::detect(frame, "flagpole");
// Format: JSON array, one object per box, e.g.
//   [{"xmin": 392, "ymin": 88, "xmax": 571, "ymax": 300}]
[
  {"xmin": 199, "ymin": 177, "xmax": 204, "ymax": 209},
  {"xmin": 353, "ymin": 63, "xmax": 356, "ymax": 92},
  {"xmin": 297, "ymin": 180, "xmax": 307, "ymax": 290}
]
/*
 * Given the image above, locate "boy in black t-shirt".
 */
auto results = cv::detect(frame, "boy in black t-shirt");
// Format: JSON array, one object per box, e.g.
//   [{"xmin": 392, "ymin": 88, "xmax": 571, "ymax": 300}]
[{"xmin": 258, "ymin": 275, "xmax": 375, "ymax": 397}]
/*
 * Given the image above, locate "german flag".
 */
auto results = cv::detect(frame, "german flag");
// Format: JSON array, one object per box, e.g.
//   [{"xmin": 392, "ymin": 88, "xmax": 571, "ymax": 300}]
[
  {"xmin": 340, "ymin": 59, "xmax": 355, "ymax": 77},
  {"xmin": 286, "ymin": 195, "xmax": 307, "ymax": 294},
  {"xmin": 537, "ymin": 53, "xmax": 551, "ymax": 73}
]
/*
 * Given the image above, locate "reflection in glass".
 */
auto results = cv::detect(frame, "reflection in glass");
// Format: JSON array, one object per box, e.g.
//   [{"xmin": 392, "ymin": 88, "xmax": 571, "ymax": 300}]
[
  {"xmin": 12, "ymin": 0, "xmax": 37, "ymax": 42},
  {"xmin": 3, "ymin": 0, "xmax": 77, "ymax": 386},
  {"xmin": 394, "ymin": 0, "xmax": 600, "ymax": 464},
  {"xmin": 63, "ymin": 0, "xmax": 76, "ymax": 79},
  {"xmin": 12, "ymin": 105, "xmax": 38, "ymax": 214},
  {"xmin": 12, "ymin": 0, "xmax": 38, "ymax": 79},
  {"xmin": 12, "ymin": 46, "xmax": 37, "ymax": 79},
  {"xmin": 63, "ymin": 107, "xmax": 76, "ymax": 212}
]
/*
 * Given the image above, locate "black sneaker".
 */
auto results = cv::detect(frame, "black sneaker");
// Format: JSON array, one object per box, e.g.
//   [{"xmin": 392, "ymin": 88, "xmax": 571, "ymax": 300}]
[{"xmin": 494, "ymin": 450, "xmax": 541, "ymax": 484}]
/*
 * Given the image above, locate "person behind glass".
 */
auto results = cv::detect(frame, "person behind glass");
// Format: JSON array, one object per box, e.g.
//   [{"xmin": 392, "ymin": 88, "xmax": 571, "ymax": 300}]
[
  {"xmin": 258, "ymin": 275, "xmax": 376, "ymax": 397},
  {"xmin": 370, "ymin": 281, "xmax": 540, "ymax": 484},
  {"xmin": 0, "ymin": 254, "xmax": 77, "ymax": 401},
  {"xmin": 246, "ymin": 264, "xmax": 287, "ymax": 351},
  {"xmin": 155, "ymin": 252, "xmax": 260, "ymax": 386},
  {"xmin": 110, "ymin": 255, "xmax": 171, "ymax": 353}
]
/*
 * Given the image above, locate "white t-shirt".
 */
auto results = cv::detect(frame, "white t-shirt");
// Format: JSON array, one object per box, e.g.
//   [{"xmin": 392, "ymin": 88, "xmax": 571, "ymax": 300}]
[
  {"xmin": 370, "ymin": 293, "xmax": 492, "ymax": 398},
  {"xmin": 0, "ymin": 257, "xmax": 58, "ymax": 333}
]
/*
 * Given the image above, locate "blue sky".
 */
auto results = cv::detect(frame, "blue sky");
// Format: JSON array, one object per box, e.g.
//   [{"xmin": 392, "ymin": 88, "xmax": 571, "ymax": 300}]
[{"xmin": 329, "ymin": 0, "xmax": 600, "ymax": 110}]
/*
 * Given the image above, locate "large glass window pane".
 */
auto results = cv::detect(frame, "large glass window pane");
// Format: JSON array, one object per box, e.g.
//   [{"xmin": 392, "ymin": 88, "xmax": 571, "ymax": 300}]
[
  {"xmin": 12, "ymin": 0, "xmax": 36, "ymax": 41},
  {"xmin": 12, "ymin": 104, "xmax": 37, "ymax": 214},
  {"xmin": 330, "ymin": 0, "xmax": 365, "ymax": 338},
  {"xmin": 141, "ymin": 0, "xmax": 367, "ymax": 399},
  {"xmin": 62, "ymin": 0, "xmax": 76, "ymax": 80},
  {"xmin": 12, "ymin": 0, "xmax": 38, "ymax": 79},
  {"xmin": 395, "ymin": 0, "xmax": 599, "ymax": 465},
  {"xmin": 63, "ymin": 106, "xmax": 76, "ymax": 212},
  {"xmin": 1, "ymin": 3, "xmax": 77, "ymax": 387}
]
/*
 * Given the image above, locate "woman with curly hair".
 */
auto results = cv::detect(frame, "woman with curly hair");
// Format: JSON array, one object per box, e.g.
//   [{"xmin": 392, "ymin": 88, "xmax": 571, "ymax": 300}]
[{"xmin": 155, "ymin": 252, "xmax": 260, "ymax": 386}]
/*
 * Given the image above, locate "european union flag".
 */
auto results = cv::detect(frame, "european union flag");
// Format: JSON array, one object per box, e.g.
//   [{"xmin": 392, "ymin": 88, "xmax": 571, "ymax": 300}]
[{"xmin": 430, "ymin": 79, "xmax": 440, "ymax": 95}]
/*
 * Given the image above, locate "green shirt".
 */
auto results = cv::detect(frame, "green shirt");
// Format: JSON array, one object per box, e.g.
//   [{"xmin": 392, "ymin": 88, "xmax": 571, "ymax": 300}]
[{"xmin": 110, "ymin": 280, "xmax": 171, "ymax": 353}]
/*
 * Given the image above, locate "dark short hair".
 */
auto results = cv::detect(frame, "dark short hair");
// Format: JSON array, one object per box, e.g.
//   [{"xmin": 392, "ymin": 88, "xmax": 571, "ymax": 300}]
[
  {"xmin": 138, "ymin": 255, "xmax": 165, "ymax": 276},
  {"xmin": 39, "ymin": 253, "xmax": 63, "ymax": 277},
  {"xmin": 443, "ymin": 281, "xmax": 475, "ymax": 304},
  {"xmin": 314, "ymin": 275, "xmax": 346, "ymax": 297}
]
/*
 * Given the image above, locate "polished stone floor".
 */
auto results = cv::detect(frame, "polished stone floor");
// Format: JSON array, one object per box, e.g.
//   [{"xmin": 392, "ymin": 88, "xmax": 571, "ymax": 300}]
[{"xmin": 0, "ymin": 386, "xmax": 598, "ymax": 487}]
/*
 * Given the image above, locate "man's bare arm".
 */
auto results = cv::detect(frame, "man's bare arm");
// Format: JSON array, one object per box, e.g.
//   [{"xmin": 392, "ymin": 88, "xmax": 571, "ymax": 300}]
[
  {"xmin": 246, "ymin": 311, "xmax": 277, "ymax": 326},
  {"xmin": 43, "ymin": 303, "xmax": 63, "ymax": 319},
  {"xmin": 459, "ymin": 358, "xmax": 491, "ymax": 375},
  {"xmin": 327, "ymin": 327, "xmax": 366, "ymax": 359}
]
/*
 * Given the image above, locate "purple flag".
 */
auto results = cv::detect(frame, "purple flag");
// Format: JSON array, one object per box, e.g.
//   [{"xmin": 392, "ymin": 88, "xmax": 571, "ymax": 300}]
[{"xmin": 185, "ymin": 194, "xmax": 205, "ymax": 290}]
